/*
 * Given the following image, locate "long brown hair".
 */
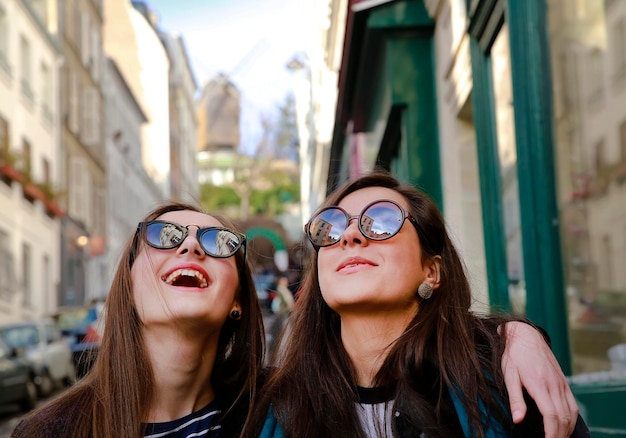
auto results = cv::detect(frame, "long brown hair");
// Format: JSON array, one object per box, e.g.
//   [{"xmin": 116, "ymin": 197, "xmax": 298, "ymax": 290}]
[
  {"xmin": 13, "ymin": 202, "xmax": 265, "ymax": 438},
  {"xmin": 245, "ymin": 172, "xmax": 513, "ymax": 438}
]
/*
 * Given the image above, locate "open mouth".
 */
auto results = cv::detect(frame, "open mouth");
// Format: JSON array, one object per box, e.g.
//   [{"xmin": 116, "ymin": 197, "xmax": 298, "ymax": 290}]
[{"xmin": 162, "ymin": 269, "xmax": 208, "ymax": 288}]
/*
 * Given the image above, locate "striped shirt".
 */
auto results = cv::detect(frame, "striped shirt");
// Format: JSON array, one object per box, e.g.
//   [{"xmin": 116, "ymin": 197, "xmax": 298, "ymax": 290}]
[
  {"xmin": 356, "ymin": 386, "xmax": 396, "ymax": 437},
  {"xmin": 356, "ymin": 386, "xmax": 429, "ymax": 438},
  {"xmin": 143, "ymin": 400, "xmax": 223, "ymax": 438}
]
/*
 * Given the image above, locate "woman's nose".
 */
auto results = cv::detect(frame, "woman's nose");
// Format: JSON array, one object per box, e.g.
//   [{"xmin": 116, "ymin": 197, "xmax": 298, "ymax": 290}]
[
  {"xmin": 176, "ymin": 229, "xmax": 205, "ymax": 257},
  {"xmin": 340, "ymin": 217, "xmax": 366, "ymax": 247}
]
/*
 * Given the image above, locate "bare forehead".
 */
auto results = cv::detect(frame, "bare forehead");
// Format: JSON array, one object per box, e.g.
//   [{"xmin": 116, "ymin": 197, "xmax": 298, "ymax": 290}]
[
  {"xmin": 338, "ymin": 187, "xmax": 409, "ymax": 212},
  {"xmin": 157, "ymin": 210, "xmax": 224, "ymax": 228}
]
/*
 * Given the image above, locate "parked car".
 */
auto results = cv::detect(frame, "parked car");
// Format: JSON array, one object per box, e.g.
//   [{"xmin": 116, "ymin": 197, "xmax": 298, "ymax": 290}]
[
  {"xmin": 60, "ymin": 324, "xmax": 100, "ymax": 379},
  {"xmin": 0, "ymin": 336, "xmax": 37, "ymax": 411},
  {"xmin": 0, "ymin": 320, "xmax": 75, "ymax": 397},
  {"xmin": 55, "ymin": 304, "xmax": 103, "ymax": 379}
]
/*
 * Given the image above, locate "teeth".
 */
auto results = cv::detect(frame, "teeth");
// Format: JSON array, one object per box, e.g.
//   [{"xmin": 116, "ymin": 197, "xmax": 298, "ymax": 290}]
[{"xmin": 164, "ymin": 269, "xmax": 208, "ymax": 287}]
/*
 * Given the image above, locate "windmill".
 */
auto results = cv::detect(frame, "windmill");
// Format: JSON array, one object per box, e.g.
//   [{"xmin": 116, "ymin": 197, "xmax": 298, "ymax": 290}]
[{"xmin": 196, "ymin": 40, "xmax": 269, "ymax": 154}]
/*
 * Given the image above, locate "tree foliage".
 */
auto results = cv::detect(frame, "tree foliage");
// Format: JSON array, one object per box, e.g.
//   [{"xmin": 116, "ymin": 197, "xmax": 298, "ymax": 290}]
[
  {"xmin": 200, "ymin": 177, "xmax": 299, "ymax": 217},
  {"xmin": 249, "ymin": 181, "xmax": 300, "ymax": 215},
  {"xmin": 200, "ymin": 184, "xmax": 240, "ymax": 210}
]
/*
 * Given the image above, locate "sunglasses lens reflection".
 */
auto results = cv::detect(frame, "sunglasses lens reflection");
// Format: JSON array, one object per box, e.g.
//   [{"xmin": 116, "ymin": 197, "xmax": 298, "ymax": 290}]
[
  {"xmin": 144, "ymin": 222, "xmax": 242, "ymax": 257},
  {"xmin": 146, "ymin": 222, "xmax": 185, "ymax": 248},
  {"xmin": 308, "ymin": 208, "xmax": 348, "ymax": 246},
  {"xmin": 307, "ymin": 201, "xmax": 405, "ymax": 247},
  {"xmin": 199, "ymin": 228, "xmax": 242, "ymax": 257},
  {"xmin": 362, "ymin": 202, "xmax": 404, "ymax": 240}
]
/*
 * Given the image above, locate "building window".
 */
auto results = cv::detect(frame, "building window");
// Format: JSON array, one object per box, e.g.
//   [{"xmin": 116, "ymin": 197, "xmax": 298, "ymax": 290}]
[
  {"xmin": 22, "ymin": 243, "xmax": 32, "ymax": 307},
  {"xmin": 594, "ymin": 139, "xmax": 605, "ymax": 174},
  {"xmin": 601, "ymin": 235, "xmax": 613, "ymax": 289},
  {"xmin": 549, "ymin": 0, "xmax": 626, "ymax": 375},
  {"xmin": 93, "ymin": 186, "xmax": 105, "ymax": 236},
  {"xmin": 19, "ymin": 35, "xmax": 33, "ymax": 100},
  {"xmin": 0, "ymin": 229, "xmax": 13, "ymax": 300},
  {"xmin": 81, "ymin": 10, "xmax": 91, "ymax": 68},
  {"xmin": 587, "ymin": 48, "xmax": 604, "ymax": 105},
  {"xmin": 69, "ymin": 71, "xmax": 80, "ymax": 134},
  {"xmin": 42, "ymin": 158, "xmax": 50, "ymax": 185},
  {"xmin": 91, "ymin": 30, "xmax": 101, "ymax": 81},
  {"xmin": 74, "ymin": 1, "xmax": 81, "ymax": 53},
  {"xmin": 611, "ymin": 18, "xmax": 626, "ymax": 82},
  {"xmin": 0, "ymin": 5, "xmax": 9, "ymax": 74},
  {"xmin": 40, "ymin": 62, "xmax": 53, "ymax": 122},
  {"xmin": 620, "ymin": 120, "xmax": 626, "ymax": 161},
  {"xmin": 0, "ymin": 114, "xmax": 8, "ymax": 159},
  {"xmin": 42, "ymin": 254, "xmax": 49, "ymax": 312},
  {"xmin": 81, "ymin": 86, "xmax": 100, "ymax": 145},
  {"xmin": 69, "ymin": 156, "xmax": 89, "ymax": 223},
  {"xmin": 29, "ymin": 0, "xmax": 48, "ymax": 26},
  {"xmin": 64, "ymin": 0, "xmax": 74, "ymax": 41},
  {"xmin": 22, "ymin": 138, "xmax": 32, "ymax": 178}
]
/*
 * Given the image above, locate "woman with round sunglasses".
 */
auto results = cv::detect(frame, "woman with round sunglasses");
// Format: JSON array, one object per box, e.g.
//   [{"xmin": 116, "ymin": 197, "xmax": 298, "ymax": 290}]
[
  {"xmin": 12, "ymin": 202, "xmax": 265, "ymax": 438},
  {"xmin": 247, "ymin": 172, "xmax": 588, "ymax": 438}
]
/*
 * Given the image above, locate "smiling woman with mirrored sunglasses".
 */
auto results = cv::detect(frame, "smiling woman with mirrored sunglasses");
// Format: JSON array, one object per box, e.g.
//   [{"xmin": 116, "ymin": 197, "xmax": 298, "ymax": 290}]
[{"xmin": 12, "ymin": 201, "xmax": 264, "ymax": 438}]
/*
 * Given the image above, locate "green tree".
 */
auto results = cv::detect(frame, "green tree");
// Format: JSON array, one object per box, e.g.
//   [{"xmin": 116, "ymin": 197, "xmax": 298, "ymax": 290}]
[
  {"xmin": 249, "ymin": 180, "xmax": 300, "ymax": 215},
  {"xmin": 200, "ymin": 184, "xmax": 240, "ymax": 211}
]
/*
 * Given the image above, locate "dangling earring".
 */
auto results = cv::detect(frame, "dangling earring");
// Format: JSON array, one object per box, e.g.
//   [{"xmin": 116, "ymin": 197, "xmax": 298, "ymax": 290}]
[
  {"xmin": 230, "ymin": 309, "xmax": 241, "ymax": 320},
  {"xmin": 418, "ymin": 283, "xmax": 433, "ymax": 300}
]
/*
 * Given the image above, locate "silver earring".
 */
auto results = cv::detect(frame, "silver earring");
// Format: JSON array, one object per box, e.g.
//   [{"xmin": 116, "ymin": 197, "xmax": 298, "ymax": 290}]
[{"xmin": 418, "ymin": 283, "xmax": 433, "ymax": 300}]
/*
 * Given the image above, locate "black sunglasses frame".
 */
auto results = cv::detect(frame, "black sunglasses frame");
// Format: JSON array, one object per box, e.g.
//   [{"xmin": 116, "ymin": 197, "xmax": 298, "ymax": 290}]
[
  {"xmin": 137, "ymin": 220, "xmax": 247, "ymax": 259},
  {"xmin": 304, "ymin": 199, "xmax": 418, "ymax": 248}
]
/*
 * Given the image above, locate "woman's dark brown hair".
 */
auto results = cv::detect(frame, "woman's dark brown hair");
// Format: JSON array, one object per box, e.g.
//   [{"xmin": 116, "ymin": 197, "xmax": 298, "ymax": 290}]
[
  {"xmin": 12, "ymin": 202, "xmax": 265, "ymax": 438},
  {"xmin": 245, "ymin": 171, "xmax": 514, "ymax": 438}
]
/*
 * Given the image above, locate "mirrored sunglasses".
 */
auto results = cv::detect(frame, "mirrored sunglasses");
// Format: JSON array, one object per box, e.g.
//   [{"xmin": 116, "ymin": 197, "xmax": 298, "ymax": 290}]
[
  {"xmin": 137, "ymin": 220, "xmax": 246, "ymax": 258},
  {"xmin": 305, "ymin": 199, "xmax": 417, "ymax": 248}
]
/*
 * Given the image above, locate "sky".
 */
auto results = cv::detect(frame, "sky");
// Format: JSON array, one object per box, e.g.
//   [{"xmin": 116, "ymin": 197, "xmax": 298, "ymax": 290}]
[{"xmin": 145, "ymin": 0, "xmax": 307, "ymax": 153}]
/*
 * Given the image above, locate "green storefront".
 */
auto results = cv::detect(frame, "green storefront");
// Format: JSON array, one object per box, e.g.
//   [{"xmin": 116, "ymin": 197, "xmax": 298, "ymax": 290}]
[{"xmin": 327, "ymin": 0, "xmax": 626, "ymax": 434}]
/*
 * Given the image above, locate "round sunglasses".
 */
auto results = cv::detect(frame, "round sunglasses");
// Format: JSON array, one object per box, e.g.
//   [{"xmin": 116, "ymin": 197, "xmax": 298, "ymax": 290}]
[
  {"xmin": 137, "ymin": 220, "xmax": 246, "ymax": 258},
  {"xmin": 305, "ymin": 199, "xmax": 418, "ymax": 248}
]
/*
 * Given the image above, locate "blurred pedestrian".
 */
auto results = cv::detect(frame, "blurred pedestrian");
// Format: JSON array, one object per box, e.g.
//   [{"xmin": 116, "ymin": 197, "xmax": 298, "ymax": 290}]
[
  {"xmin": 248, "ymin": 171, "xmax": 587, "ymax": 438},
  {"xmin": 11, "ymin": 202, "xmax": 265, "ymax": 438},
  {"xmin": 267, "ymin": 273, "xmax": 295, "ymax": 358},
  {"xmin": 270, "ymin": 274, "xmax": 295, "ymax": 317}
]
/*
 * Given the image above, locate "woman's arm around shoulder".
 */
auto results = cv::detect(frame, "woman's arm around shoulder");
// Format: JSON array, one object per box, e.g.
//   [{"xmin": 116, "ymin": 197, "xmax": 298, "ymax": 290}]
[
  {"xmin": 511, "ymin": 389, "xmax": 591, "ymax": 438},
  {"xmin": 501, "ymin": 321, "xmax": 581, "ymax": 438}
]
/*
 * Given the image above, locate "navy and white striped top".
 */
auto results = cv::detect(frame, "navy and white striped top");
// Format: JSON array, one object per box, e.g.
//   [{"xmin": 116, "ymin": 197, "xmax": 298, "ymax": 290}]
[{"xmin": 143, "ymin": 399, "xmax": 223, "ymax": 438}]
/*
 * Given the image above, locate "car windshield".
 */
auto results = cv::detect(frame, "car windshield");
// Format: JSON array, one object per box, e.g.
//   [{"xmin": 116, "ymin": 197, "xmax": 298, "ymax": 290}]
[{"xmin": 0, "ymin": 326, "xmax": 39, "ymax": 348}]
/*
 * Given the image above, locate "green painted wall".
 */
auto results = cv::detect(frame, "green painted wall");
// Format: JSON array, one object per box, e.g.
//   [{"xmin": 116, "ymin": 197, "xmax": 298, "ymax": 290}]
[
  {"xmin": 363, "ymin": 3, "xmax": 441, "ymax": 207},
  {"xmin": 571, "ymin": 381, "xmax": 626, "ymax": 436},
  {"xmin": 368, "ymin": 0, "xmax": 432, "ymax": 28},
  {"xmin": 468, "ymin": 37, "xmax": 511, "ymax": 312},
  {"xmin": 387, "ymin": 33, "xmax": 441, "ymax": 206}
]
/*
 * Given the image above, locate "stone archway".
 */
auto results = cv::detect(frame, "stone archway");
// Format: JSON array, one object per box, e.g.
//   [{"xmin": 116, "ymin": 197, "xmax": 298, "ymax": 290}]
[{"xmin": 245, "ymin": 227, "xmax": 286, "ymax": 251}]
